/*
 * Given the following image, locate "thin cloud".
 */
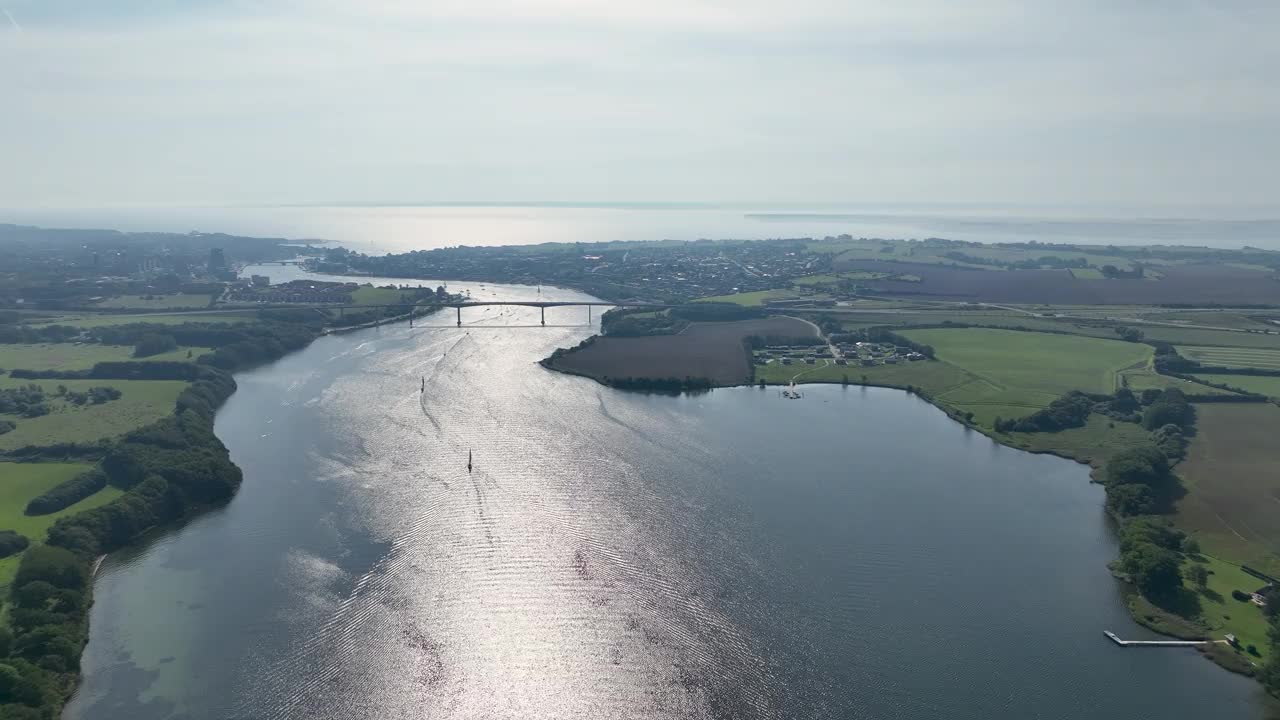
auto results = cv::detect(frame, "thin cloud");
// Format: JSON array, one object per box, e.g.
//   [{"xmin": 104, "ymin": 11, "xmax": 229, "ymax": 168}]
[{"xmin": 3, "ymin": 9, "xmax": 21, "ymax": 33}]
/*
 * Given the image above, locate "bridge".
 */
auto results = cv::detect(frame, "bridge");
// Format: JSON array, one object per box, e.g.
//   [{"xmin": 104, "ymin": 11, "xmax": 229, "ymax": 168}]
[
  {"xmin": 356, "ymin": 300, "xmax": 672, "ymax": 326},
  {"xmin": 190, "ymin": 300, "xmax": 677, "ymax": 327}
]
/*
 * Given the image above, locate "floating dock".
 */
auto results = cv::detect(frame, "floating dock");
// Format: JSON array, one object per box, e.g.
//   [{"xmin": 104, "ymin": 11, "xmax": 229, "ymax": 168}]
[{"xmin": 1104, "ymin": 630, "xmax": 1213, "ymax": 647}]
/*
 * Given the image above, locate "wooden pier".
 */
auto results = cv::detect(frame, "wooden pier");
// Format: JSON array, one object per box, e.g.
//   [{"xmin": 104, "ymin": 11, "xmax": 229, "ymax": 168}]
[{"xmin": 1104, "ymin": 630, "xmax": 1217, "ymax": 647}]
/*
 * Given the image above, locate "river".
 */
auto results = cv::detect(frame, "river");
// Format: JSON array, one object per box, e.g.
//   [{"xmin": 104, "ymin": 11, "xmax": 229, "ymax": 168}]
[{"xmin": 64, "ymin": 270, "xmax": 1265, "ymax": 719}]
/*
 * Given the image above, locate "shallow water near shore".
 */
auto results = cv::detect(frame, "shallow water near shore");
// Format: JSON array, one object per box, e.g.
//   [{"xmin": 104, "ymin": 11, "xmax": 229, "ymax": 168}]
[{"xmin": 65, "ymin": 276, "xmax": 1265, "ymax": 719}]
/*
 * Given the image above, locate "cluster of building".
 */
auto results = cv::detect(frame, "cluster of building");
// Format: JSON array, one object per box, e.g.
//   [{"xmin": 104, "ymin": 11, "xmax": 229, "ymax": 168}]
[
  {"xmin": 225, "ymin": 279, "xmax": 357, "ymax": 304},
  {"xmin": 753, "ymin": 342, "xmax": 926, "ymax": 367}
]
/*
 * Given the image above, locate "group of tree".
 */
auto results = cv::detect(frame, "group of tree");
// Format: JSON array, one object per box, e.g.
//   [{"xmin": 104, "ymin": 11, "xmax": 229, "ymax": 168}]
[
  {"xmin": 60, "ymin": 386, "xmax": 121, "ymax": 407},
  {"xmin": 833, "ymin": 327, "xmax": 934, "ymax": 359},
  {"xmin": 0, "ymin": 386, "xmax": 48, "ymax": 418},
  {"xmin": 132, "ymin": 332, "xmax": 178, "ymax": 358},
  {"xmin": 0, "ymin": 325, "xmax": 81, "ymax": 345},
  {"xmin": 601, "ymin": 308, "xmax": 687, "ymax": 337},
  {"xmin": 993, "ymin": 388, "xmax": 1145, "ymax": 434},
  {"xmin": 1115, "ymin": 517, "xmax": 1185, "ymax": 599},
  {"xmin": 1104, "ymin": 444, "xmax": 1179, "ymax": 517},
  {"xmin": 1141, "ymin": 387, "xmax": 1194, "ymax": 431},
  {"xmin": 670, "ymin": 303, "xmax": 763, "ymax": 323},
  {"xmin": 940, "ymin": 251, "xmax": 1089, "ymax": 270},
  {"xmin": 0, "ymin": 544, "xmax": 91, "ymax": 713},
  {"xmin": 1100, "ymin": 264, "xmax": 1145, "ymax": 279},
  {"xmin": 1113, "ymin": 326, "xmax": 1145, "ymax": 342},
  {"xmin": 602, "ymin": 376, "xmax": 714, "ymax": 393},
  {"xmin": 24, "ymin": 470, "xmax": 107, "ymax": 516},
  {"xmin": 994, "ymin": 391, "xmax": 1098, "ymax": 433},
  {"xmin": 10, "ymin": 361, "xmax": 199, "ymax": 382},
  {"xmin": 0, "ymin": 532, "xmax": 28, "ymax": 560}
]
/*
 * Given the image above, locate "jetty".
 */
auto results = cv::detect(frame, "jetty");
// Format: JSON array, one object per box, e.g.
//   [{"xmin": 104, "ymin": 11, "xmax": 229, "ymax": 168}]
[{"xmin": 1104, "ymin": 630, "xmax": 1217, "ymax": 647}]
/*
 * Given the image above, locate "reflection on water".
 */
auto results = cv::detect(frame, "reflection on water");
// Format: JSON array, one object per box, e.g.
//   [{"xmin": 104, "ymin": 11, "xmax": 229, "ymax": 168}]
[
  {"xmin": 66, "ymin": 276, "xmax": 1264, "ymax": 719},
  {"xmin": 7, "ymin": 205, "xmax": 1280, "ymax": 254}
]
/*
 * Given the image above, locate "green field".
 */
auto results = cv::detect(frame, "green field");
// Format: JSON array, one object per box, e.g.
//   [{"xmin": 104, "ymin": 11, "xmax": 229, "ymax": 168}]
[
  {"xmin": 1183, "ymin": 555, "xmax": 1272, "ymax": 661},
  {"xmin": 1178, "ymin": 346, "xmax": 1280, "ymax": 370},
  {"xmin": 0, "ymin": 463, "xmax": 122, "ymax": 541},
  {"xmin": 0, "ymin": 463, "xmax": 125, "ymax": 592},
  {"xmin": 1191, "ymin": 374, "xmax": 1280, "ymax": 397},
  {"xmin": 997, "ymin": 414, "xmax": 1153, "ymax": 466},
  {"xmin": 1143, "ymin": 312, "xmax": 1280, "ymax": 332},
  {"xmin": 1120, "ymin": 369, "xmax": 1237, "ymax": 396},
  {"xmin": 896, "ymin": 328, "xmax": 1152, "ymax": 421},
  {"xmin": 0, "ymin": 343, "xmax": 207, "ymax": 372},
  {"xmin": 1136, "ymin": 326, "xmax": 1280, "ymax": 349},
  {"xmin": 1175, "ymin": 403, "xmax": 1280, "ymax": 576},
  {"xmin": 696, "ymin": 289, "xmax": 798, "ymax": 306},
  {"xmin": 33, "ymin": 312, "xmax": 254, "ymax": 328},
  {"xmin": 756, "ymin": 357, "xmax": 974, "ymax": 394},
  {"xmin": 98, "ymin": 293, "xmax": 214, "ymax": 310},
  {"xmin": 0, "ymin": 343, "xmax": 133, "ymax": 372},
  {"xmin": 0, "ymin": 378, "xmax": 188, "ymax": 451}
]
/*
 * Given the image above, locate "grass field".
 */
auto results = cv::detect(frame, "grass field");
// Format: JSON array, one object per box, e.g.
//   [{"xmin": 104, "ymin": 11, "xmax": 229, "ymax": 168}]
[
  {"xmin": 0, "ymin": 378, "xmax": 188, "ymax": 451},
  {"xmin": 997, "ymin": 414, "xmax": 1153, "ymax": 466},
  {"xmin": 0, "ymin": 343, "xmax": 135, "ymax": 372},
  {"xmin": 1191, "ymin": 374, "xmax": 1280, "ymax": 397},
  {"xmin": 0, "ymin": 463, "xmax": 125, "ymax": 592},
  {"xmin": 1178, "ymin": 346, "xmax": 1280, "ymax": 370},
  {"xmin": 696, "ymin": 289, "xmax": 798, "ymax": 306},
  {"xmin": 1137, "ymin": 326, "xmax": 1280, "ymax": 349},
  {"xmin": 896, "ymin": 328, "xmax": 1152, "ymax": 422},
  {"xmin": 1174, "ymin": 403, "xmax": 1280, "ymax": 576},
  {"xmin": 1120, "ymin": 368, "xmax": 1237, "ymax": 396},
  {"xmin": 33, "ymin": 312, "xmax": 253, "ymax": 328},
  {"xmin": 1184, "ymin": 554, "xmax": 1272, "ymax": 661},
  {"xmin": 756, "ymin": 356, "xmax": 974, "ymax": 393},
  {"xmin": 1144, "ymin": 312, "xmax": 1280, "ymax": 332},
  {"xmin": 0, "ymin": 343, "xmax": 207, "ymax": 372},
  {"xmin": 98, "ymin": 293, "xmax": 214, "ymax": 310}
]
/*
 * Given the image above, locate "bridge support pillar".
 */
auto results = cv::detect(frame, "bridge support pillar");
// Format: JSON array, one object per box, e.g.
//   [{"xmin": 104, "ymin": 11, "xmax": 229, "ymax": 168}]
[
  {"xmin": 456, "ymin": 306, "xmax": 461, "ymax": 327},
  {"xmin": 541, "ymin": 306, "xmax": 546, "ymax": 326},
  {"xmin": 588, "ymin": 305, "xmax": 592, "ymax": 325},
  {"xmin": 409, "ymin": 313, "xmax": 413, "ymax": 328}
]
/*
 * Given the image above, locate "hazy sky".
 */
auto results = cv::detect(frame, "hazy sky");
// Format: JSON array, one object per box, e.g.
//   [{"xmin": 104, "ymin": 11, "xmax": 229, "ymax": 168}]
[{"xmin": 2, "ymin": 1, "xmax": 1277, "ymax": 210}]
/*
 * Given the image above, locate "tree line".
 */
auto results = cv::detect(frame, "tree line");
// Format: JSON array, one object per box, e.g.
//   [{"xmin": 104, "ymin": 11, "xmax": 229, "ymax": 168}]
[
  {"xmin": 602, "ymin": 376, "xmax": 715, "ymax": 393},
  {"xmin": 0, "ymin": 368, "xmax": 241, "ymax": 718}
]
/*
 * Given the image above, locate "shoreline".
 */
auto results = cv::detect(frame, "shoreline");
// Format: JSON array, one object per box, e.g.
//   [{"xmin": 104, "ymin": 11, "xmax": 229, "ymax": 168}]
[{"xmin": 538, "ymin": 358, "xmax": 1265, "ymax": 683}]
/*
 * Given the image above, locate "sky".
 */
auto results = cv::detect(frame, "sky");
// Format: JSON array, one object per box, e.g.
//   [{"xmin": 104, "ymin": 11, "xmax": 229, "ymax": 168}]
[{"xmin": 1, "ymin": 0, "xmax": 1277, "ymax": 211}]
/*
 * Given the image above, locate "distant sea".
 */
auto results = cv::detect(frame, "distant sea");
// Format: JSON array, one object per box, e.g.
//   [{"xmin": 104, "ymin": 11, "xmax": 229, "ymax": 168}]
[{"xmin": 3, "ymin": 204, "xmax": 1279, "ymax": 254}]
